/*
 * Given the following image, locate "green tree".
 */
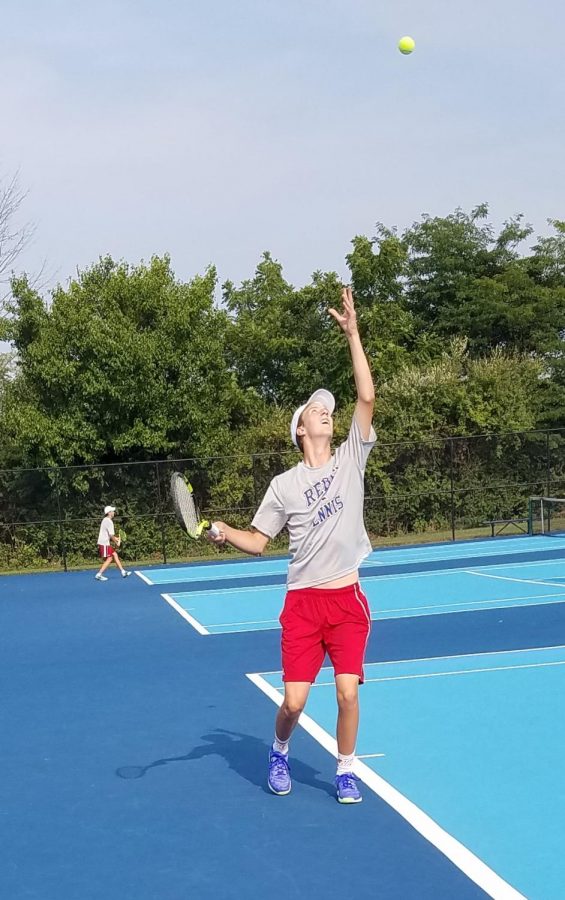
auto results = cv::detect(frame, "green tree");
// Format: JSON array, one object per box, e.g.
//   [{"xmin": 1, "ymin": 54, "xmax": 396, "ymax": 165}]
[
  {"xmin": 1, "ymin": 256, "xmax": 248, "ymax": 468},
  {"xmin": 525, "ymin": 220, "xmax": 565, "ymax": 427},
  {"xmin": 376, "ymin": 339, "xmax": 542, "ymax": 441},
  {"xmin": 402, "ymin": 208, "xmax": 565, "ymax": 365},
  {"xmin": 346, "ymin": 227, "xmax": 435, "ymax": 377},
  {"xmin": 225, "ymin": 253, "xmax": 348, "ymax": 406},
  {"xmin": 361, "ymin": 341, "xmax": 545, "ymax": 537}
]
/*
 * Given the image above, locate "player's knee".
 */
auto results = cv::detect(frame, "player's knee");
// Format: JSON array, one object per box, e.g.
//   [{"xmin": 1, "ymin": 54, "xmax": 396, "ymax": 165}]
[
  {"xmin": 336, "ymin": 685, "xmax": 359, "ymax": 710},
  {"xmin": 282, "ymin": 697, "xmax": 306, "ymax": 718}
]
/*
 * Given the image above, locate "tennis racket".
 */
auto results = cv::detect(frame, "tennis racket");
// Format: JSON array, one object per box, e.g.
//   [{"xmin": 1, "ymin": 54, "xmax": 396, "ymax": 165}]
[
  {"xmin": 170, "ymin": 473, "xmax": 220, "ymax": 539},
  {"xmin": 111, "ymin": 528, "xmax": 127, "ymax": 549}
]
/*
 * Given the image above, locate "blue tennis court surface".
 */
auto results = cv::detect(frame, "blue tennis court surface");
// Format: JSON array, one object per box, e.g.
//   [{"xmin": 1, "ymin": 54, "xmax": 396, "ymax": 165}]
[
  {"xmin": 143, "ymin": 536, "xmax": 565, "ymax": 635},
  {"xmin": 4, "ymin": 532, "xmax": 565, "ymax": 898},
  {"xmin": 137, "ymin": 535, "xmax": 565, "ymax": 587},
  {"xmin": 137, "ymin": 556, "xmax": 292, "ymax": 584},
  {"xmin": 255, "ymin": 644, "xmax": 565, "ymax": 900}
]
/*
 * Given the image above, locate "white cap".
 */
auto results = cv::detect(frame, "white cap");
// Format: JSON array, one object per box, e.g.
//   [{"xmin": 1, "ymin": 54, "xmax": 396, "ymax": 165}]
[
  {"xmin": 104, "ymin": 505, "xmax": 116, "ymax": 514},
  {"xmin": 290, "ymin": 389, "xmax": 335, "ymax": 447}
]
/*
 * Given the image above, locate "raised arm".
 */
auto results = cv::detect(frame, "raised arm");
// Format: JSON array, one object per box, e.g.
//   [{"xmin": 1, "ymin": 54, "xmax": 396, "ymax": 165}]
[
  {"xmin": 208, "ymin": 522, "xmax": 270, "ymax": 556},
  {"xmin": 328, "ymin": 286, "xmax": 375, "ymax": 439}
]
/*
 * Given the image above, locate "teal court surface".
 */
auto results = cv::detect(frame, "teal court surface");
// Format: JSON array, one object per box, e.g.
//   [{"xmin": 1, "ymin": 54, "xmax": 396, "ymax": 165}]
[
  {"xmin": 139, "ymin": 536, "xmax": 565, "ymax": 635},
  {"xmin": 3, "ymin": 533, "xmax": 565, "ymax": 898}
]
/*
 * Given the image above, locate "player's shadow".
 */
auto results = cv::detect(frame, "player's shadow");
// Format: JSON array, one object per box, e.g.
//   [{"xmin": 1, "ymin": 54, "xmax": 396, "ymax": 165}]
[
  {"xmin": 189, "ymin": 729, "xmax": 335, "ymax": 796},
  {"xmin": 116, "ymin": 728, "xmax": 335, "ymax": 797}
]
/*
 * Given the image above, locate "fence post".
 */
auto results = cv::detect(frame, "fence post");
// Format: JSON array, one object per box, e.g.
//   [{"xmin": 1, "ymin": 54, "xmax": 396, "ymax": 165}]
[
  {"xmin": 449, "ymin": 438, "xmax": 456, "ymax": 541},
  {"xmin": 546, "ymin": 430, "xmax": 551, "ymax": 498},
  {"xmin": 251, "ymin": 454, "xmax": 259, "ymax": 507},
  {"xmin": 155, "ymin": 462, "xmax": 168, "ymax": 564},
  {"xmin": 55, "ymin": 475, "xmax": 68, "ymax": 573}
]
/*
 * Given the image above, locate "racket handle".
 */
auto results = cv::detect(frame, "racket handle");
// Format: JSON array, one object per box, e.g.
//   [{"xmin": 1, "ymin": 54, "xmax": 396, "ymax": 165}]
[{"xmin": 208, "ymin": 523, "xmax": 220, "ymax": 539}]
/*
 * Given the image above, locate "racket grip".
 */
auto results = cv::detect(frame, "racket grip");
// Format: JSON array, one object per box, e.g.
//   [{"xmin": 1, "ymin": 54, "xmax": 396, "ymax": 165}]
[{"xmin": 208, "ymin": 523, "xmax": 220, "ymax": 538}]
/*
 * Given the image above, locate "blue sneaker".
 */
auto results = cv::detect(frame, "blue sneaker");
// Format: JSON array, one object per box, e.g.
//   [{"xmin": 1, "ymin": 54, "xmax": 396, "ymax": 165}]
[
  {"xmin": 335, "ymin": 773, "xmax": 362, "ymax": 804},
  {"xmin": 268, "ymin": 750, "xmax": 291, "ymax": 795}
]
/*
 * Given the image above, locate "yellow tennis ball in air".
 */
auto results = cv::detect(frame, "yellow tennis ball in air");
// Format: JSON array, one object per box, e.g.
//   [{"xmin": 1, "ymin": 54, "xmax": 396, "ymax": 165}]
[{"xmin": 398, "ymin": 36, "xmax": 415, "ymax": 55}]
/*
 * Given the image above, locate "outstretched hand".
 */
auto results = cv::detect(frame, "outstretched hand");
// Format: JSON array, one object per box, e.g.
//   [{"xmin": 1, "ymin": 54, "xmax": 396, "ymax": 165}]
[{"xmin": 328, "ymin": 286, "xmax": 358, "ymax": 338}]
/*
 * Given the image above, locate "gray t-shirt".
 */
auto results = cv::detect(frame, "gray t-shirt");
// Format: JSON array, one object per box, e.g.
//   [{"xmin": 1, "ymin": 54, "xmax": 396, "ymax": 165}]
[{"xmin": 252, "ymin": 416, "xmax": 376, "ymax": 589}]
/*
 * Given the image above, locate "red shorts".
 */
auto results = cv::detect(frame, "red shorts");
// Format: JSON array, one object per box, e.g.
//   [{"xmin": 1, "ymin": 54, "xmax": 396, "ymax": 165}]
[
  {"xmin": 279, "ymin": 583, "xmax": 371, "ymax": 684},
  {"xmin": 98, "ymin": 544, "xmax": 115, "ymax": 559}
]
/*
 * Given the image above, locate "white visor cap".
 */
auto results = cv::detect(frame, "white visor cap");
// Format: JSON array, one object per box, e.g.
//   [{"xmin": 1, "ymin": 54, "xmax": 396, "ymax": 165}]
[
  {"xmin": 104, "ymin": 505, "xmax": 116, "ymax": 514},
  {"xmin": 290, "ymin": 389, "xmax": 335, "ymax": 447}
]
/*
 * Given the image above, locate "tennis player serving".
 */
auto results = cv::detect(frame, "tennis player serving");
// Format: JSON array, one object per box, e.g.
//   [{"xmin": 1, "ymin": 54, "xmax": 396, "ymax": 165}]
[{"xmin": 209, "ymin": 286, "xmax": 375, "ymax": 803}]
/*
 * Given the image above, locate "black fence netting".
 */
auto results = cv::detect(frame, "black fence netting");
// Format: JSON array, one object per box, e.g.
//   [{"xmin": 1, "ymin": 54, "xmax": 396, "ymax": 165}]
[{"xmin": 1, "ymin": 428, "xmax": 564, "ymax": 571}]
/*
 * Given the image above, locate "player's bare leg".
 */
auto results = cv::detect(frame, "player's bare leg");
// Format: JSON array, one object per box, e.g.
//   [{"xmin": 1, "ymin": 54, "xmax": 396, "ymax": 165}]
[
  {"xmin": 334, "ymin": 674, "xmax": 363, "ymax": 803},
  {"xmin": 112, "ymin": 551, "xmax": 131, "ymax": 578},
  {"xmin": 276, "ymin": 682, "xmax": 311, "ymax": 742},
  {"xmin": 95, "ymin": 556, "xmax": 113, "ymax": 580}
]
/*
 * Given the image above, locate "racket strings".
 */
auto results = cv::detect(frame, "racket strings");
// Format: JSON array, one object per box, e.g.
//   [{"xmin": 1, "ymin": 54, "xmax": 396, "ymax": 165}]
[
  {"xmin": 178, "ymin": 492, "xmax": 199, "ymax": 534},
  {"xmin": 171, "ymin": 474, "xmax": 200, "ymax": 536}
]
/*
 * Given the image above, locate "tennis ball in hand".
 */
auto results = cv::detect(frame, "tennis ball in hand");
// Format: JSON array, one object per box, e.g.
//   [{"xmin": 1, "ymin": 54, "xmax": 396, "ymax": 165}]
[{"xmin": 398, "ymin": 36, "xmax": 415, "ymax": 55}]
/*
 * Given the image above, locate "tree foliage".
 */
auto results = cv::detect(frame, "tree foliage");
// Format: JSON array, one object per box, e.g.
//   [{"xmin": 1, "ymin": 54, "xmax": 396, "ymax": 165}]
[
  {"xmin": 1, "ymin": 205, "xmax": 564, "ymax": 567},
  {"xmin": 2, "ymin": 257, "xmax": 250, "ymax": 468}
]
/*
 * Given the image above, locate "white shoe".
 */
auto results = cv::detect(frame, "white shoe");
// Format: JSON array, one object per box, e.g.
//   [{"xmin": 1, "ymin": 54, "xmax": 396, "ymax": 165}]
[
  {"xmin": 95, "ymin": 573, "xmax": 108, "ymax": 582},
  {"xmin": 122, "ymin": 571, "xmax": 131, "ymax": 578}
]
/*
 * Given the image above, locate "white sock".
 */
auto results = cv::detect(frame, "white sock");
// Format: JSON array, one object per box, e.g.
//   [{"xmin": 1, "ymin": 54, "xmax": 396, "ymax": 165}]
[
  {"xmin": 273, "ymin": 734, "xmax": 289, "ymax": 755},
  {"xmin": 336, "ymin": 753, "xmax": 355, "ymax": 775}
]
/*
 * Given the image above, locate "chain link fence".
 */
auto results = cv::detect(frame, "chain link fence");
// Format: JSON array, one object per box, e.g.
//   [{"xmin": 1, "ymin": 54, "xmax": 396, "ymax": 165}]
[{"xmin": 1, "ymin": 428, "xmax": 564, "ymax": 572}]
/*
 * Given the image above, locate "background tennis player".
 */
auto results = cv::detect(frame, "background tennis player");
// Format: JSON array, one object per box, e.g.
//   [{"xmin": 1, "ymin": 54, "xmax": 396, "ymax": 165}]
[{"xmin": 95, "ymin": 505, "xmax": 131, "ymax": 581}]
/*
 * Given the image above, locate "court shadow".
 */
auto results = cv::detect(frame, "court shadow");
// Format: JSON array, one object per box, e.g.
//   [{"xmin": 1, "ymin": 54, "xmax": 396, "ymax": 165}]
[
  {"xmin": 116, "ymin": 728, "xmax": 335, "ymax": 797},
  {"xmin": 188, "ymin": 729, "xmax": 335, "ymax": 796}
]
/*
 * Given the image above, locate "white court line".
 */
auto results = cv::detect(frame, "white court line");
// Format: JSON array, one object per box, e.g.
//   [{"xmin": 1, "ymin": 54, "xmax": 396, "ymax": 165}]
[
  {"xmin": 160, "ymin": 558, "xmax": 565, "ymax": 634},
  {"xmin": 372, "ymin": 591, "xmax": 565, "ymax": 617},
  {"xmin": 140, "ymin": 547, "xmax": 565, "ymax": 593},
  {"xmin": 247, "ymin": 672, "xmax": 526, "ymax": 900},
  {"xmin": 373, "ymin": 597, "xmax": 565, "ymax": 622},
  {"xmin": 464, "ymin": 570, "xmax": 565, "ymax": 588},
  {"xmin": 259, "ymin": 643, "xmax": 565, "ymax": 681},
  {"xmin": 176, "ymin": 592, "xmax": 565, "ymax": 634},
  {"xmin": 161, "ymin": 556, "xmax": 565, "ymax": 596},
  {"xmin": 207, "ymin": 627, "xmax": 275, "ymax": 635},
  {"xmin": 171, "ymin": 584, "xmax": 285, "ymax": 598},
  {"xmin": 372, "ymin": 544, "xmax": 565, "ymax": 565},
  {"xmin": 205, "ymin": 617, "xmax": 280, "ymax": 628},
  {"xmin": 366, "ymin": 557, "xmax": 565, "ymax": 583},
  {"xmin": 357, "ymin": 752, "xmax": 386, "ymax": 759},
  {"xmin": 135, "ymin": 570, "xmax": 153, "ymax": 585},
  {"xmin": 364, "ymin": 642, "xmax": 565, "ymax": 669},
  {"xmin": 378, "ymin": 547, "xmax": 524, "ymax": 565},
  {"xmin": 311, "ymin": 656, "xmax": 565, "ymax": 687},
  {"xmin": 358, "ymin": 659, "xmax": 565, "ymax": 684},
  {"xmin": 191, "ymin": 594, "xmax": 565, "ymax": 630},
  {"xmin": 151, "ymin": 566, "xmax": 289, "ymax": 582},
  {"xmin": 161, "ymin": 593, "xmax": 209, "ymax": 635}
]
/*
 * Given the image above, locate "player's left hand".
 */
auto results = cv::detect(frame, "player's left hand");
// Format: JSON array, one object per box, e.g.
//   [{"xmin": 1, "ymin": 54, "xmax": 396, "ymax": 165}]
[{"xmin": 328, "ymin": 286, "xmax": 358, "ymax": 337}]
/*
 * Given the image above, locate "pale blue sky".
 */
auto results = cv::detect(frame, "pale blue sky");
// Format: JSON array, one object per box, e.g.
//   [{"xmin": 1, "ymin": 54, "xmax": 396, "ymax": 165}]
[{"xmin": 2, "ymin": 0, "xmax": 564, "ymax": 294}]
